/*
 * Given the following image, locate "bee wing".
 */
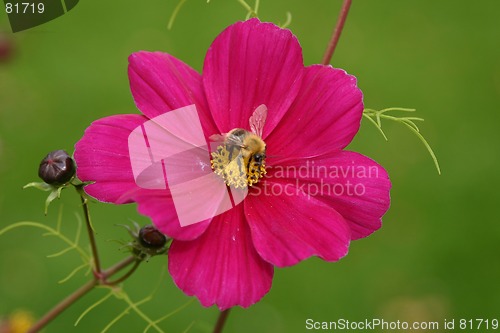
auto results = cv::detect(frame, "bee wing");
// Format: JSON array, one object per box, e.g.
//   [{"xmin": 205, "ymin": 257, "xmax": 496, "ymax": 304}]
[
  {"xmin": 210, "ymin": 132, "xmax": 245, "ymax": 148},
  {"xmin": 249, "ymin": 104, "xmax": 267, "ymax": 137},
  {"xmin": 209, "ymin": 133, "xmax": 225, "ymax": 143},
  {"xmin": 224, "ymin": 134, "xmax": 245, "ymax": 148}
]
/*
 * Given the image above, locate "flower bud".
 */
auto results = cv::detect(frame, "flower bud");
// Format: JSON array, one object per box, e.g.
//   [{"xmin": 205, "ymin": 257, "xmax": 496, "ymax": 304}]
[
  {"xmin": 38, "ymin": 150, "xmax": 76, "ymax": 185},
  {"xmin": 139, "ymin": 225, "xmax": 167, "ymax": 249}
]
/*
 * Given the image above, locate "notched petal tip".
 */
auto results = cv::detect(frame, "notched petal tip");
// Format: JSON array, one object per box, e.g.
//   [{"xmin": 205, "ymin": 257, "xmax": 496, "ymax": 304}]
[
  {"xmin": 245, "ymin": 188, "xmax": 351, "ymax": 268},
  {"xmin": 266, "ymin": 65, "xmax": 364, "ymax": 159},
  {"xmin": 203, "ymin": 16, "xmax": 304, "ymax": 135},
  {"xmin": 168, "ymin": 207, "xmax": 274, "ymax": 310}
]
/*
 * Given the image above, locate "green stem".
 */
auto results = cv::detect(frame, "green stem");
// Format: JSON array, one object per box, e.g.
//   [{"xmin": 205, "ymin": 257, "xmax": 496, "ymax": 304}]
[
  {"xmin": 106, "ymin": 259, "xmax": 141, "ymax": 285},
  {"xmin": 26, "ymin": 255, "xmax": 138, "ymax": 333},
  {"xmin": 212, "ymin": 309, "xmax": 231, "ymax": 333},
  {"xmin": 103, "ymin": 255, "xmax": 137, "ymax": 278},
  {"xmin": 27, "ymin": 279, "xmax": 97, "ymax": 333},
  {"xmin": 321, "ymin": 0, "xmax": 353, "ymax": 65},
  {"xmin": 79, "ymin": 192, "xmax": 102, "ymax": 276}
]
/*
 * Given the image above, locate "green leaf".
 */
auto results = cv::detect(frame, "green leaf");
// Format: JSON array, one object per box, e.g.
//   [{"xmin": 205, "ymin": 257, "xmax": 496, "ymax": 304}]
[
  {"xmin": 236, "ymin": 0, "xmax": 260, "ymax": 19},
  {"xmin": 100, "ymin": 290, "xmax": 162, "ymax": 333},
  {"xmin": 59, "ymin": 262, "xmax": 89, "ymax": 284},
  {"xmin": 47, "ymin": 246, "xmax": 75, "ymax": 258},
  {"xmin": 363, "ymin": 107, "xmax": 441, "ymax": 175},
  {"xmin": 167, "ymin": 0, "xmax": 188, "ymax": 30},
  {"xmin": 0, "ymin": 219, "xmax": 90, "ymax": 261},
  {"xmin": 400, "ymin": 120, "xmax": 442, "ymax": 175},
  {"xmin": 143, "ymin": 300, "xmax": 194, "ymax": 333},
  {"xmin": 181, "ymin": 322, "xmax": 195, "ymax": 333},
  {"xmin": 280, "ymin": 11, "xmax": 293, "ymax": 29},
  {"xmin": 75, "ymin": 290, "xmax": 114, "ymax": 326},
  {"xmin": 362, "ymin": 113, "xmax": 388, "ymax": 141}
]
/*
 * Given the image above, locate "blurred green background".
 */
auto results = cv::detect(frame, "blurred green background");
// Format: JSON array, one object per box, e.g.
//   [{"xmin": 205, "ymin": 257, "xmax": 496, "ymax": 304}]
[{"xmin": 1, "ymin": 0, "xmax": 499, "ymax": 332}]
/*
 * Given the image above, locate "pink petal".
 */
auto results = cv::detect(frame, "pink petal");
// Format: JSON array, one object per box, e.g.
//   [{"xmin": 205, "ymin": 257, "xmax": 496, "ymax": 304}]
[
  {"xmin": 266, "ymin": 65, "xmax": 363, "ymax": 160},
  {"xmin": 127, "ymin": 104, "xmax": 230, "ymax": 228},
  {"xmin": 74, "ymin": 114, "xmax": 147, "ymax": 203},
  {"xmin": 270, "ymin": 151, "xmax": 391, "ymax": 240},
  {"xmin": 168, "ymin": 205, "xmax": 274, "ymax": 310},
  {"xmin": 128, "ymin": 51, "xmax": 218, "ymax": 137},
  {"xmin": 203, "ymin": 18, "xmax": 303, "ymax": 136},
  {"xmin": 134, "ymin": 190, "xmax": 210, "ymax": 241},
  {"xmin": 244, "ymin": 183, "xmax": 351, "ymax": 267},
  {"xmin": 75, "ymin": 114, "xmax": 210, "ymax": 240}
]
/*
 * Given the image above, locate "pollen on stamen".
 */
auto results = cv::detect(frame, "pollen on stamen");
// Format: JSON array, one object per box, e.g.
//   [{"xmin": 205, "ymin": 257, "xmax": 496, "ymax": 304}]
[{"xmin": 210, "ymin": 144, "xmax": 266, "ymax": 189}]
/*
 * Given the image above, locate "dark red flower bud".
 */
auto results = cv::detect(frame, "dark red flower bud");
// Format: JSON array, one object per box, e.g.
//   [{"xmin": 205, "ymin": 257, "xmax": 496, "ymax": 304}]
[
  {"xmin": 38, "ymin": 150, "xmax": 76, "ymax": 185},
  {"xmin": 139, "ymin": 225, "xmax": 167, "ymax": 249}
]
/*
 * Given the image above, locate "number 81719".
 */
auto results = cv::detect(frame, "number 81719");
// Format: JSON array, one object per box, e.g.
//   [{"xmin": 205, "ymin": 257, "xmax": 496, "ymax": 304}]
[{"xmin": 5, "ymin": 2, "xmax": 45, "ymax": 14}]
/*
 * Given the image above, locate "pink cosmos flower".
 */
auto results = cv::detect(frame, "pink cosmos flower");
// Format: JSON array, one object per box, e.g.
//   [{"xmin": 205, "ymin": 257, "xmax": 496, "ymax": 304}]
[{"xmin": 74, "ymin": 18, "xmax": 391, "ymax": 310}]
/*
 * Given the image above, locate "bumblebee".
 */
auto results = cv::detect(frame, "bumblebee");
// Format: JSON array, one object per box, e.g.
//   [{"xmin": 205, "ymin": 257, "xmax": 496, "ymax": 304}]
[{"xmin": 211, "ymin": 105, "xmax": 268, "ymax": 188}]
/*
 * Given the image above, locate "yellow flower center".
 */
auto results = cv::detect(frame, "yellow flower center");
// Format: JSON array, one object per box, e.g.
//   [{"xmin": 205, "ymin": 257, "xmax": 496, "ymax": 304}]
[{"xmin": 210, "ymin": 141, "xmax": 267, "ymax": 189}]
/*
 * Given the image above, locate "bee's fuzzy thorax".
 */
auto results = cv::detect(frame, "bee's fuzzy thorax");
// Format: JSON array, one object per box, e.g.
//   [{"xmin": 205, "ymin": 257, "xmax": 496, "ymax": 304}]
[{"xmin": 210, "ymin": 129, "xmax": 267, "ymax": 188}]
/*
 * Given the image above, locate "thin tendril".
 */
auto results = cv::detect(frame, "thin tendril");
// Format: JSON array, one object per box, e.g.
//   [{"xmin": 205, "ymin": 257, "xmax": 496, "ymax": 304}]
[
  {"xmin": 74, "ymin": 290, "xmax": 114, "ymax": 326},
  {"xmin": 237, "ymin": 0, "xmax": 258, "ymax": 18},
  {"xmin": 168, "ymin": 0, "xmax": 188, "ymax": 30},
  {"xmin": 363, "ymin": 108, "xmax": 441, "ymax": 174},
  {"xmin": 280, "ymin": 12, "xmax": 292, "ymax": 29}
]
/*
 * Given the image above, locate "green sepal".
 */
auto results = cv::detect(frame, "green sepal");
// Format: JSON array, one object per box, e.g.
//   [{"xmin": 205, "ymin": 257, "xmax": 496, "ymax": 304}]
[
  {"xmin": 116, "ymin": 223, "xmax": 170, "ymax": 262},
  {"xmin": 24, "ymin": 181, "xmax": 68, "ymax": 214},
  {"xmin": 23, "ymin": 181, "xmax": 53, "ymax": 191},
  {"xmin": 44, "ymin": 187, "xmax": 63, "ymax": 215}
]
